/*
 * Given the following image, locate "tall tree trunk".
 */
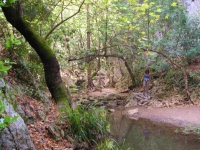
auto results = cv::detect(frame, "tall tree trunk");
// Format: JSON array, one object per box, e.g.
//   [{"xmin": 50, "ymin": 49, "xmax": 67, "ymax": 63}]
[
  {"xmin": 2, "ymin": 4, "xmax": 71, "ymax": 107},
  {"xmin": 86, "ymin": 3, "xmax": 94, "ymax": 89},
  {"xmin": 103, "ymin": 8, "xmax": 108, "ymax": 56}
]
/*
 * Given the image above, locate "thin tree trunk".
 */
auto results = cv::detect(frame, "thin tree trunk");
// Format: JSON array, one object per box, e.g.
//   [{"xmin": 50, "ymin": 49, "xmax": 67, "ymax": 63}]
[
  {"xmin": 86, "ymin": 3, "xmax": 94, "ymax": 89},
  {"xmin": 124, "ymin": 59, "xmax": 135, "ymax": 87},
  {"xmin": 180, "ymin": 67, "xmax": 190, "ymax": 101},
  {"xmin": 103, "ymin": 7, "xmax": 108, "ymax": 56},
  {"xmin": 2, "ymin": 4, "xmax": 72, "ymax": 107}
]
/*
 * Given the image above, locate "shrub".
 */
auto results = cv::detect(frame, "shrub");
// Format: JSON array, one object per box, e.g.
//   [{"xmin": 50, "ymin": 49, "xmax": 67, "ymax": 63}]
[
  {"xmin": 164, "ymin": 69, "xmax": 184, "ymax": 88},
  {"xmin": 188, "ymin": 71, "xmax": 200, "ymax": 87}
]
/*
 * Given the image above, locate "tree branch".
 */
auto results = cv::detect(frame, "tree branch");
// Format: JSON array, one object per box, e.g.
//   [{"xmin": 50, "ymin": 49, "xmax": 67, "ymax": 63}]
[
  {"xmin": 143, "ymin": 48, "xmax": 192, "ymax": 102},
  {"xmin": 145, "ymin": 48, "xmax": 182, "ymax": 69},
  {"xmin": 45, "ymin": 0, "xmax": 85, "ymax": 39},
  {"xmin": 68, "ymin": 54, "xmax": 124, "ymax": 62}
]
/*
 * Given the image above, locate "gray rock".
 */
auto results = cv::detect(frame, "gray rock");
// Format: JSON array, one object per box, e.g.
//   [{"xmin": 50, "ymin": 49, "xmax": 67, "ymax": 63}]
[
  {"xmin": 47, "ymin": 124, "xmax": 61, "ymax": 141},
  {"xmin": 16, "ymin": 105, "xmax": 35, "ymax": 125},
  {"xmin": 124, "ymin": 108, "xmax": 139, "ymax": 116},
  {"xmin": 108, "ymin": 109, "xmax": 115, "ymax": 113},
  {"xmin": 0, "ymin": 100, "xmax": 36, "ymax": 150},
  {"xmin": 0, "ymin": 78, "xmax": 5, "ymax": 88},
  {"xmin": 37, "ymin": 110, "xmax": 46, "ymax": 121}
]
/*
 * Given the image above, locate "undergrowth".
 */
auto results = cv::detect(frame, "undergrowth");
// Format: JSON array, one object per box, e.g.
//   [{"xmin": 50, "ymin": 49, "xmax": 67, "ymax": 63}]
[
  {"xmin": 0, "ymin": 58, "xmax": 18, "ymax": 131},
  {"xmin": 60, "ymin": 105, "xmax": 108, "ymax": 146}
]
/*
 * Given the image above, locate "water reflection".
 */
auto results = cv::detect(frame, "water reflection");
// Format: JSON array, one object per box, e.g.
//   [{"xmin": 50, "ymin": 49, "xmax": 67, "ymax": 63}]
[{"xmin": 109, "ymin": 111, "xmax": 200, "ymax": 150}]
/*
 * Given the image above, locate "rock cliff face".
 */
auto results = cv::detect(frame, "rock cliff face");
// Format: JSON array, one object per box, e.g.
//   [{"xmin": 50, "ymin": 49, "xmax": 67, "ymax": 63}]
[
  {"xmin": 181, "ymin": 0, "xmax": 200, "ymax": 21},
  {"xmin": 0, "ymin": 100, "xmax": 36, "ymax": 150}
]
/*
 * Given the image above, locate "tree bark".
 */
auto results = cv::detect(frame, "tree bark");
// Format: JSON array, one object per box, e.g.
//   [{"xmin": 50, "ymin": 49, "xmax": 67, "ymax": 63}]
[
  {"xmin": 2, "ymin": 4, "xmax": 71, "ymax": 107},
  {"xmin": 86, "ymin": 3, "xmax": 94, "ymax": 89},
  {"xmin": 124, "ymin": 59, "xmax": 135, "ymax": 87}
]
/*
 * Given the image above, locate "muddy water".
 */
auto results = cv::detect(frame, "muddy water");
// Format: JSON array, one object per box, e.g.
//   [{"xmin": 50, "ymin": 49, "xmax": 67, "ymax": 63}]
[{"xmin": 109, "ymin": 111, "xmax": 200, "ymax": 150}]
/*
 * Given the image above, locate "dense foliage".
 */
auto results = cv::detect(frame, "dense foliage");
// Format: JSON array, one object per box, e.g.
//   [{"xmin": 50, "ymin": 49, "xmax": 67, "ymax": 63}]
[{"xmin": 0, "ymin": 0, "xmax": 199, "ymax": 148}]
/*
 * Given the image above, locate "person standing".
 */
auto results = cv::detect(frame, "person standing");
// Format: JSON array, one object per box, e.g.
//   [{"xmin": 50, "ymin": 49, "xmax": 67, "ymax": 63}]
[{"xmin": 141, "ymin": 69, "xmax": 151, "ymax": 100}]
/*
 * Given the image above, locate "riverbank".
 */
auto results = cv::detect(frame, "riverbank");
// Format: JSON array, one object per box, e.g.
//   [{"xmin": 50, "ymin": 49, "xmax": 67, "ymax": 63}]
[
  {"xmin": 87, "ymin": 88, "xmax": 200, "ymax": 128},
  {"xmin": 124, "ymin": 106, "xmax": 200, "ymax": 128}
]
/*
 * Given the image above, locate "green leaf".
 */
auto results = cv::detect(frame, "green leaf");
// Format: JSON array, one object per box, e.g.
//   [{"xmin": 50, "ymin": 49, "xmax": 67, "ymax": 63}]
[
  {"xmin": 10, "ymin": 34, "xmax": 14, "ymax": 42},
  {"xmin": 5, "ymin": 40, "xmax": 12, "ymax": 49},
  {"xmin": 0, "ymin": 123, "xmax": 6, "ymax": 128},
  {"xmin": 11, "ymin": 116, "xmax": 18, "ymax": 122},
  {"xmin": 1, "ymin": 0, "xmax": 17, "ymax": 7},
  {"xmin": 171, "ymin": 2, "xmax": 177, "ymax": 7},
  {"xmin": 3, "ymin": 116, "xmax": 12, "ymax": 124},
  {"xmin": 0, "ymin": 2, "xmax": 4, "ymax": 6},
  {"xmin": 0, "ymin": 66, "xmax": 11, "ymax": 72},
  {"xmin": 0, "ymin": 105, "xmax": 5, "ymax": 113},
  {"xmin": 4, "ymin": 58, "xmax": 10, "ymax": 63},
  {"xmin": 1, "ymin": 71, "xmax": 8, "ymax": 75},
  {"xmin": 5, "ymin": 34, "xmax": 21, "ymax": 48},
  {"xmin": 13, "ymin": 40, "xmax": 21, "ymax": 45}
]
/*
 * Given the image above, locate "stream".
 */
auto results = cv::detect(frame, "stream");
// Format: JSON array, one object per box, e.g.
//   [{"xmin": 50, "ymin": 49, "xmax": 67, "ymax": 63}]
[{"xmin": 108, "ymin": 110, "xmax": 200, "ymax": 150}]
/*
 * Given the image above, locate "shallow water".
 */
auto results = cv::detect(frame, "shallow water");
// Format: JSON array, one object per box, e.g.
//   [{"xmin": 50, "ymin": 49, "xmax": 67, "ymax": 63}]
[{"xmin": 109, "ymin": 111, "xmax": 200, "ymax": 150}]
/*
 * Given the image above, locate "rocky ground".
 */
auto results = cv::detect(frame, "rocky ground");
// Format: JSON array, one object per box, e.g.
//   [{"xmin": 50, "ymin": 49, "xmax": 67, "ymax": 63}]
[{"xmin": 17, "ymin": 95, "xmax": 73, "ymax": 150}]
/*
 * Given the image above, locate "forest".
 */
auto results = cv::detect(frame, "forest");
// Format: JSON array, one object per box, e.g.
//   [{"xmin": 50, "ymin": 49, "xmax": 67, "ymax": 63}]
[{"xmin": 0, "ymin": 0, "xmax": 199, "ymax": 149}]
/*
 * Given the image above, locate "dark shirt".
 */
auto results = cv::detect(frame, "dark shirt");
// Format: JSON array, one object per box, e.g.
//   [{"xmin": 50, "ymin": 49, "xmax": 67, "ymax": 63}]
[{"xmin": 144, "ymin": 74, "xmax": 150, "ymax": 81}]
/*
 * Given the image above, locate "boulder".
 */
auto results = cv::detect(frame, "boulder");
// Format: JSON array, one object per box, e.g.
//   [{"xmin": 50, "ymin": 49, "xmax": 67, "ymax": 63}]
[
  {"xmin": 16, "ymin": 104, "xmax": 35, "ymax": 125},
  {"xmin": 0, "ymin": 100, "xmax": 36, "ymax": 150},
  {"xmin": 123, "ymin": 108, "xmax": 139, "ymax": 117}
]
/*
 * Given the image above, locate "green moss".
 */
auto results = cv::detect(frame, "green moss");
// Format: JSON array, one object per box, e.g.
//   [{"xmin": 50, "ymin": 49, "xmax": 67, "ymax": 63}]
[{"xmin": 2, "ymin": 6, "xmax": 72, "ymax": 106}]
